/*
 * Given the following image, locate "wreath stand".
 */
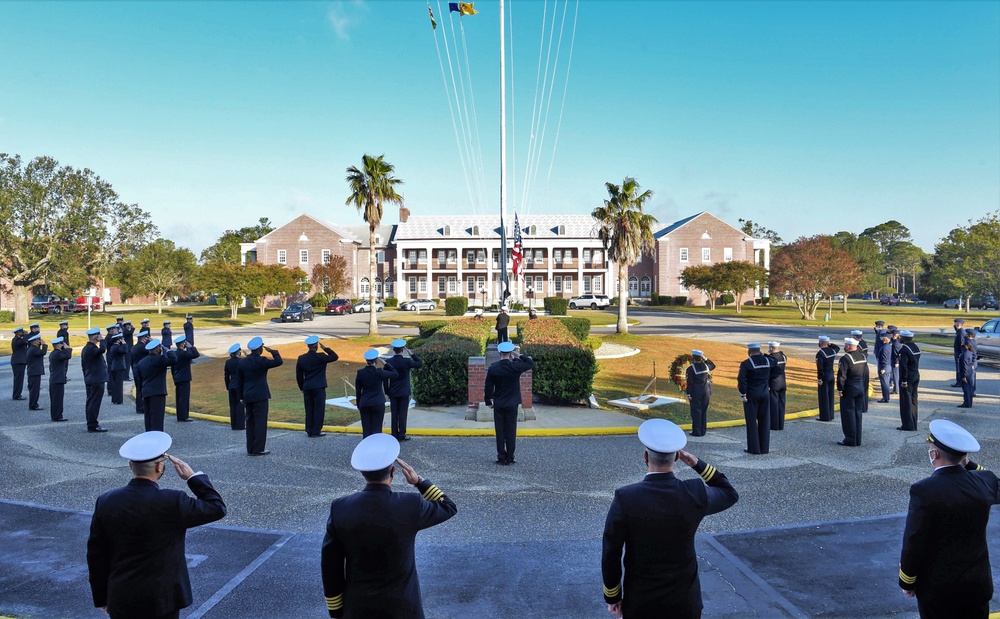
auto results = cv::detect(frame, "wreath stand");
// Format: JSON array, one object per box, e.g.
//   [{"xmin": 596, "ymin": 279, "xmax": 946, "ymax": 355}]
[{"xmin": 608, "ymin": 361, "xmax": 681, "ymax": 411}]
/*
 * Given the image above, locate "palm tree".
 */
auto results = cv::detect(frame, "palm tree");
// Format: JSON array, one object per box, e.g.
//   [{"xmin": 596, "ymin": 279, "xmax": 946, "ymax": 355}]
[
  {"xmin": 346, "ymin": 154, "xmax": 404, "ymax": 336},
  {"xmin": 592, "ymin": 177, "xmax": 657, "ymax": 334}
]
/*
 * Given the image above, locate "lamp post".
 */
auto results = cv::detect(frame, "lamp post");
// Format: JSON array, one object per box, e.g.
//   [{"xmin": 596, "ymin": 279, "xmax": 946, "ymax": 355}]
[
  {"xmin": 479, "ymin": 285, "xmax": 487, "ymax": 310},
  {"xmin": 526, "ymin": 284, "xmax": 533, "ymax": 309}
]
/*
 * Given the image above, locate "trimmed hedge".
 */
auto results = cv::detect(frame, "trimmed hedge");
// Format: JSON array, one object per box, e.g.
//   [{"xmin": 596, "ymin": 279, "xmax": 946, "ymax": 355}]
[
  {"xmin": 445, "ymin": 296, "xmax": 469, "ymax": 316},
  {"xmin": 559, "ymin": 317, "xmax": 591, "ymax": 342},
  {"xmin": 418, "ymin": 320, "xmax": 449, "ymax": 339},
  {"xmin": 519, "ymin": 318, "xmax": 598, "ymax": 402},
  {"xmin": 719, "ymin": 293, "xmax": 735, "ymax": 306},
  {"xmin": 385, "ymin": 297, "xmax": 399, "ymax": 308},
  {"xmin": 543, "ymin": 296, "xmax": 568, "ymax": 315},
  {"xmin": 673, "ymin": 296, "xmax": 688, "ymax": 306},
  {"xmin": 0, "ymin": 310, "xmax": 12, "ymax": 322},
  {"xmin": 412, "ymin": 318, "xmax": 493, "ymax": 405}
]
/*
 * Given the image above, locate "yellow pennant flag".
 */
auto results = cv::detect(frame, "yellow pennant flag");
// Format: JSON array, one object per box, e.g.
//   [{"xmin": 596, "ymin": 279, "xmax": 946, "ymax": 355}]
[{"xmin": 459, "ymin": 2, "xmax": 478, "ymax": 16}]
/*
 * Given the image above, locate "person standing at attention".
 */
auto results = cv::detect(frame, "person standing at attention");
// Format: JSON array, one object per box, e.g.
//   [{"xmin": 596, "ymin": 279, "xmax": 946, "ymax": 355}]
[
  {"xmin": 295, "ymin": 336, "xmax": 339, "ymax": 438},
  {"xmin": 81, "ymin": 327, "xmax": 109, "ymax": 433},
  {"xmin": 384, "ymin": 339, "xmax": 423, "ymax": 442},
  {"xmin": 224, "ymin": 344, "xmax": 245, "ymax": 431},
  {"xmin": 170, "ymin": 335, "xmax": 199, "ymax": 423},
  {"xmin": 10, "ymin": 326, "xmax": 28, "ymax": 401},
  {"xmin": 897, "ymin": 330, "xmax": 921, "ymax": 430},
  {"xmin": 737, "ymin": 343, "xmax": 773, "ymax": 455},
  {"xmin": 48, "ymin": 336, "xmax": 73, "ymax": 422},
  {"xmin": 766, "ymin": 341, "xmax": 787, "ymax": 431},
  {"xmin": 684, "ymin": 350, "xmax": 714, "ymax": 437},
  {"xmin": 602, "ymin": 419, "xmax": 738, "ymax": 619},
  {"xmin": 836, "ymin": 337, "xmax": 869, "ymax": 447},
  {"xmin": 815, "ymin": 335, "xmax": 840, "ymax": 422},
  {"xmin": 237, "ymin": 337, "xmax": 283, "ymax": 456},
  {"xmin": 484, "ymin": 341, "xmax": 535, "ymax": 465},
  {"xmin": 495, "ymin": 306, "xmax": 510, "ymax": 343},
  {"xmin": 355, "ymin": 349, "xmax": 398, "ymax": 438}
]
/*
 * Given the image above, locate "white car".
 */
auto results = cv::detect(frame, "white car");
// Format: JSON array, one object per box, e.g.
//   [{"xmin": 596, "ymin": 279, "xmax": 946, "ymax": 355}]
[
  {"xmin": 976, "ymin": 318, "xmax": 1000, "ymax": 361},
  {"xmin": 400, "ymin": 299, "xmax": 437, "ymax": 311},
  {"xmin": 353, "ymin": 300, "xmax": 385, "ymax": 313},
  {"xmin": 568, "ymin": 294, "xmax": 611, "ymax": 310}
]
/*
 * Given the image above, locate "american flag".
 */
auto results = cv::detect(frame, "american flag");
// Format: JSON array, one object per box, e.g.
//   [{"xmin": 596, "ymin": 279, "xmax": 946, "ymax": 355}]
[{"xmin": 511, "ymin": 211, "xmax": 524, "ymax": 281}]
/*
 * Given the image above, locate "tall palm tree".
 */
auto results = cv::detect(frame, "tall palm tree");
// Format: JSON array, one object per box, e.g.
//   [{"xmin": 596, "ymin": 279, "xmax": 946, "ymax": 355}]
[
  {"xmin": 592, "ymin": 177, "xmax": 657, "ymax": 334},
  {"xmin": 346, "ymin": 154, "xmax": 404, "ymax": 336}
]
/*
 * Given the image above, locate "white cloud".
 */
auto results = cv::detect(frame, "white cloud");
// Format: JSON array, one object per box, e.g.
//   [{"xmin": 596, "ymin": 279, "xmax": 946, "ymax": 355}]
[{"xmin": 327, "ymin": 1, "xmax": 367, "ymax": 41}]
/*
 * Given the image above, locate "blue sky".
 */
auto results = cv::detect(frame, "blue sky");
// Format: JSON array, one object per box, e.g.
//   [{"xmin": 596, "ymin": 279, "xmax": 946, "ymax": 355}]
[{"xmin": 2, "ymin": 0, "xmax": 998, "ymax": 254}]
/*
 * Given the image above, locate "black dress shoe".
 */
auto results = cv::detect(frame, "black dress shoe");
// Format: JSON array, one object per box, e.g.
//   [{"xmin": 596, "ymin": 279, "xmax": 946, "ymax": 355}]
[
  {"xmin": 837, "ymin": 440, "xmax": 853, "ymax": 446},
  {"xmin": 250, "ymin": 450, "xmax": 271, "ymax": 456},
  {"xmin": 13, "ymin": 396, "xmax": 25, "ymax": 401},
  {"xmin": 496, "ymin": 459, "xmax": 508, "ymax": 465},
  {"xmin": 957, "ymin": 404, "xmax": 971, "ymax": 408},
  {"xmin": 53, "ymin": 417, "xmax": 68, "ymax": 422},
  {"xmin": 876, "ymin": 399, "xmax": 889, "ymax": 403},
  {"xmin": 308, "ymin": 432, "xmax": 327, "ymax": 437},
  {"xmin": 29, "ymin": 406, "xmax": 42, "ymax": 411},
  {"xmin": 400, "ymin": 435, "xmax": 411, "ymax": 441},
  {"xmin": 88, "ymin": 427, "xmax": 108, "ymax": 433},
  {"xmin": 506, "ymin": 458, "xmax": 515, "ymax": 465},
  {"xmin": 177, "ymin": 418, "xmax": 195, "ymax": 422}
]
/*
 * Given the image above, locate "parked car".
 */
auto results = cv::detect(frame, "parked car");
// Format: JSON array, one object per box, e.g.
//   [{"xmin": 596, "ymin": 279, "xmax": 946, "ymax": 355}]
[
  {"xmin": 976, "ymin": 318, "xmax": 1000, "ymax": 360},
  {"xmin": 909, "ymin": 296, "xmax": 927, "ymax": 305},
  {"xmin": 325, "ymin": 299, "xmax": 353, "ymax": 315},
  {"xmin": 280, "ymin": 303, "xmax": 314, "ymax": 322},
  {"xmin": 831, "ymin": 294, "xmax": 845, "ymax": 301},
  {"xmin": 943, "ymin": 298, "xmax": 962, "ymax": 309},
  {"xmin": 400, "ymin": 299, "xmax": 437, "ymax": 311},
  {"xmin": 568, "ymin": 294, "xmax": 611, "ymax": 310},
  {"xmin": 861, "ymin": 293, "xmax": 872, "ymax": 301},
  {"xmin": 353, "ymin": 300, "xmax": 385, "ymax": 313},
  {"xmin": 880, "ymin": 295, "xmax": 900, "ymax": 306},
  {"xmin": 970, "ymin": 296, "xmax": 999, "ymax": 310}
]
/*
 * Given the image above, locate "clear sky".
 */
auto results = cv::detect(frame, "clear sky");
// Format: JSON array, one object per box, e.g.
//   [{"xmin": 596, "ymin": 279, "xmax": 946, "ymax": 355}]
[{"xmin": 2, "ymin": 1, "xmax": 998, "ymax": 254}]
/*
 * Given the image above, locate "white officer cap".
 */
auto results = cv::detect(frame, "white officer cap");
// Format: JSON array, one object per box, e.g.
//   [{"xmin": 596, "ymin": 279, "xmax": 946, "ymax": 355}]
[
  {"xmin": 691, "ymin": 350, "xmax": 704, "ymax": 357},
  {"xmin": 174, "ymin": 335, "xmax": 187, "ymax": 345},
  {"xmin": 59, "ymin": 320, "xmax": 68, "ymax": 325},
  {"xmin": 498, "ymin": 342, "xmax": 515, "ymax": 353},
  {"xmin": 351, "ymin": 433, "xmax": 400, "ymax": 472},
  {"xmin": 228, "ymin": 343, "xmax": 242, "ymax": 354},
  {"xmin": 111, "ymin": 333, "xmax": 123, "ymax": 340},
  {"xmin": 51, "ymin": 337, "xmax": 64, "ymax": 345},
  {"xmin": 928, "ymin": 419, "xmax": 980, "ymax": 455},
  {"xmin": 106, "ymin": 323, "xmax": 118, "ymax": 330},
  {"xmin": 137, "ymin": 330, "xmax": 149, "ymax": 338},
  {"xmin": 141, "ymin": 318, "xmax": 150, "ymax": 323},
  {"xmin": 363, "ymin": 349, "xmax": 380, "ymax": 361},
  {"xmin": 844, "ymin": 338, "xmax": 858, "ymax": 346},
  {"xmin": 145, "ymin": 339, "xmax": 161, "ymax": 351},
  {"xmin": 29, "ymin": 322, "xmax": 39, "ymax": 328},
  {"xmin": 768, "ymin": 341, "xmax": 781, "ymax": 348},
  {"xmin": 186, "ymin": 314, "xmax": 193, "ymax": 319},
  {"xmin": 391, "ymin": 339, "xmax": 407, "ymax": 348},
  {"xmin": 86, "ymin": 327, "xmax": 101, "ymax": 336},
  {"xmin": 163, "ymin": 320, "xmax": 171, "ymax": 325},
  {"xmin": 247, "ymin": 337, "xmax": 264, "ymax": 351},
  {"xmin": 638, "ymin": 419, "xmax": 686, "ymax": 454},
  {"xmin": 746, "ymin": 342, "xmax": 761, "ymax": 350},
  {"xmin": 851, "ymin": 330, "xmax": 863, "ymax": 336},
  {"xmin": 27, "ymin": 334, "xmax": 41, "ymax": 342},
  {"xmin": 13, "ymin": 326, "xmax": 24, "ymax": 333},
  {"xmin": 818, "ymin": 336, "xmax": 830, "ymax": 342},
  {"xmin": 304, "ymin": 335, "xmax": 320, "ymax": 345},
  {"xmin": 900, "ymin": 330, "xmax": 914, "ymax": 337},
  {"xmin": 119, "ymin": 431, "xmax": 172, "ymax": 462}
]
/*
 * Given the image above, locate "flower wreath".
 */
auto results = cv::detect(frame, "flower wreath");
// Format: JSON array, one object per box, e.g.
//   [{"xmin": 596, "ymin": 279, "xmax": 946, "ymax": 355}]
[{"xmin": 669, "ymin": 353, "xmax": 696, "ymax": 392}]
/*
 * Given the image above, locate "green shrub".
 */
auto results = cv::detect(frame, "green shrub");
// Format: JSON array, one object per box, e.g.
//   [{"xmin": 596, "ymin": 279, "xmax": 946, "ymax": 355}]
[
  {"xmin": 412, "ymin": 318, "xmax": 493, "ymax": 405},
  {"xmin": 214, "ymin": 296, "xmax": 227, "ymax": 307},
  {"xmin": 760, "ymin": 296, "xmax": 770, "ymax": 306},
  {"xmin": 445, "ymin": 296, "xmax": 469, "ymax": 316},
  {"xmin": 659, "ymin": 295, "xmax": 671, "ymax": 306},
  {"xmin": 674, "ymin": 296, "xmax": 688, "ymax": 306},
  {"xmin": 407, "ymin": 337, "xmax": 426, "ymax": 349},
  {"xmin": 385, "ymin": 297, "xmax": 399, "ymax": 308},
  {"xmin": 543, "ymin": 296, "xmax": 569, "ymax": 315},
  {"xmin": 510, "ymin": 302, "xmax": 524, "ymax": 311},
  {"xmin": 308, "ymin": 293, "xmax": 329, "ymax": 308},
  {"xmin": 585, "ymin": 336, "xmax": 602, "ymax": 351},
  {"xmin": 559, "ymin": 317, "xmax": 591, "ymax": 341},
  {"xmin": 650, "ymin": 292, "xmax": 660, "ymax": 305},
  {"xmin": 418, "ymin": 320, "xmax": 449, "ymax": 339},
  {"xmin": 519, "ymin": 318, "xmax": 598, "ymax": 402},
  {"xmin": 719, "ymin": 293, "xmax": 735, "ymax": 306},
  {"xmin": 0, "ymin": 310, "xmax": 13, "ymax": 322}
]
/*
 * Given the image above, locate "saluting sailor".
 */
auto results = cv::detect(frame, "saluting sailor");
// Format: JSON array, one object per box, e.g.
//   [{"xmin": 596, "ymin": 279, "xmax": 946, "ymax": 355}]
[
  {"xmin": 484, "ymin": 341, "xmax": 535, "ymax": 465},
  {"xmin": 183, "ymin": 314, "xmax": 195, "ymax": 346},
  {"xmin": 899, "ymin": 419, "xmax": 1000, "ymax": 619},
  {"xmin": 48, "ymin": 337, "xmax": 73, "ymax": 422},
  {"xmin": 602, "ymin": 419, "xmax": 738, "ymax": 619},
  {"xmin": 355, "ymin": 349, "xmax": 398, "ymax": 438},
  {"xmin": 737, "ymin": 343, "xmax": 773, "ymax": 455},
  {"xmin": 105, "ymin": 323, "xmax": 120, "ymax": 397},
  {"xmin": 161, "ymin": 320, "xmax": 173, "ymax": 350},
  {"xmin": 815, "ymin": 336, "xmax": 840, "ymax": 422},
  {"xmin": 137, "ymin": 339, "xmax": 177, "ymax": 432},
  {"xmin": 766, "ymin": 342, "xmax": 787, "ymax": 431},
  {"xmin": 224, "ymin": 344, "xmax": 246, "ymax": 431},
  {"xmin": 170, "ymin": 334, "xmax": 199, "ymax": 423},
  {"xmin": 836, "ymin": 337, "xmax": 868, "ymax": 447},
  {"xmin": 10, "ymin": 326, "xmax": 28, "ymax": 401},
  {"xmin": 321, "ymin": 433, "xmax": 457, "ymax": 619},
  {"xmin": 56, "ymin": 320, "xmax": 70, "ymax": 344},
  {"xmin": 384, "ymin": 338, "xmax": 423, "ymax": 442},
  {"xmin": 120, "ymin": 319, "xmax": 135, "ymax": 381},
  {"xmin": 684, "ymin": 350, "xmax": 714, "ymax": 437},
  {"xmin": 851, "ymin": 329, "xmax": 871, "ymax": 412},
  {"xmin": 237, "ymin": 337, "xmax": 283, "ymax": 456},
  {"xmin": 106, "ymin": 332, "xmax": 129, "ymax": 405},
  {"xmin": 25, "ymin": 333, "xmax": 48, "ymax": 410},
  {"xmin": 131, "ymin": 330, "xmax": 151, "ymax": 417},
  {"xmin": 897, "ymin": 330, "xmax": 921, "ymax": 430},
  {"xmin": 295, "ymin": 336, "xmax": 339, "ymax": 437},
  {"xmin": 81, "ymin": 327, "xmax": 109, "ymax": 433}
]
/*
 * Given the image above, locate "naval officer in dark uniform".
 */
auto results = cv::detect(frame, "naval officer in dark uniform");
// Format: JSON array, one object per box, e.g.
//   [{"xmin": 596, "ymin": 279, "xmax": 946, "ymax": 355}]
[
  {"xmin": 897, "ymin": 330, "xmax": 921, "ymax": 430},
  {"xmin": 815, "ymin": 336, "xmax": 840, "ymax": 421},
  {"xmin": 224, "ymin": 344, "xmax": 245, "ymax": 430},
  {"xmin": 161, "ymin": 320, "xmax": 173, "ymax": 350},
  {"xmin": 355, "ymin": 349, "xmax": 398, "ymax": 438},
  {"xmin": 295, "ymin": 335, "xmax": 339, "ymax": 437},
  {"xmin": 237, "ymin": 337, "xmax": 283, "ymax": 456},
  {"xmin": 495, "ymin": 306, "xmax": 510, "ymax": 343},
  {"xmin": 684, "ymin": 350, "xmax": 714, "ymax": 437},
  {"xmin": 170, "ymin": 334, "xmax": 199, "ymax": 422},
  {"xmin": 321, "ymin": 433, "xmax": 457, "ymax": 619},
  {"xmin": 737, "ymin": 343, "xmax": 773, "ymax": 455},
  {"xmin": 183, "ymin": 314, "xmax": 195, "ymax": 345},
  {"xmin": 766, "ymin": 341, "xmax": 787, "ymax": 431},
  {"xmin": 106, "ymin": 333, "xmax": 129, "ymax": 405},
  {"xmin": 950, "ymin": 318, "xmax": 965, "ymax": 387},
  {"xmin": 81, "ymin": 327, "xmax": 109, "ymax": 433},
  {"xmin": 25, "ymin": 333, "xmax": 48, "ymax": 410},
  {"xmin": 121, "ymin": 320, "xmax": 135, "ymax": 380},
  {"xmin": 836, "ymin": 337, "xmax": 868, "ymax": 446},
  {"xmin": 958, "ymin": 341, "xmax": 977, "ymax": 409},
  {"xmin": 137, "ymin": 339, "xmax": 177, "ymax": 432},
  {"xmin": 876, "ymin": 331, "xmax": 893, "ymax": 403},
  {"xmin": 851, "ymin": 329, "xmax": 870, "ymax": 412},
  {"xmin": 899, "ymin": 419, "xmax": 1000, "ymax": 619},
  {"xmin": 131, "ymin": 331, "xmax": 151, "ymax": 416},
  {"xmin": 88, "ymin": 431, "xmax": 226, "ymax": 619},
  {"xmin": 48, "ymin": 337, "xmax": 72, "ymax": 422},
  {"xmin": 56, "ymin": 320, "xmax": 70, "ymax": 343},
  {"xmin": 10, "ymin": 326, "xmax": 28, "ymax": 401},
  {"xmin": 484, "ymin": 341, "xmax": 535, "ymax": 465},
  {"xmin": 384, "ymin": 338, "xmax": 423, "ymax": 442},
  {"xmin": 602, "ymin": 419, "xmax": 738, "ymax": 619}
]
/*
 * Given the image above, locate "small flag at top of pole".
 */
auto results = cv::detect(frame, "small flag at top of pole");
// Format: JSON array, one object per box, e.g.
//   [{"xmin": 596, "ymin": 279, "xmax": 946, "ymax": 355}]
[
  {"xmin": 449, "ymin": 2, "xmax": 478, "ymax": 16},
  {"xmin": 428, "ymin": 6, "xmax": 437, "ymax": 30}
]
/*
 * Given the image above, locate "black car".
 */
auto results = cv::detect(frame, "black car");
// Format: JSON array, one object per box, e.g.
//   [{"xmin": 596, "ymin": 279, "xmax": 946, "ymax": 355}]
[
  {"xmin": 280, "ymin": 303, "xmax": 315, "ymax": 322},
  {"xmin": 970, "ymin": 296, "xmax": 999, "ymax": 310}
]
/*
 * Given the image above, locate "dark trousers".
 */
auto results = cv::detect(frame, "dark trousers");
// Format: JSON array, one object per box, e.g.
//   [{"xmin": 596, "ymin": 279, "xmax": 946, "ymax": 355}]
[
  {"xmin": 229, "ymin": 389, "xmax": 245, "ymax": 430},
  {"xmin": 917, "ymin": 592, "xmax": 988, "ymax": 619},
  {"xmin": 818, "ymin": 379, "xmax": 835, "ymax": 421},
  {"xmin": 27, "ymin": 374, "xmax": 41, "ymax": 408},
  {"xmin": 493, "ymin": 405, "xmax": 518, "ymax": 462},
  {"xmin": 954, "ymin": 353, "xmax": 962, "ymax": 384},
  {"xmin": 303, "ymin": 388, "xmax": 326, "ymax": 435},
  {"xmin": 496, "ymin": 328, "xmax": 509, "ymax": 343},
  {"xmin": 144, "ymin": 395, "xmax": 166, "ymax": 432},
  {"xmin": 49, "ymin": 382, "xmax": 65, "ymax": 420},
  {"xmin": 133, "ymin": 376, "xmax": 145, "ymax": 415},
  {"xmin": 124, "ymin": 348, "xmax": 132, "ymax": 380},
  {"xmin": 769, "ymin": 388, "xmax": 786, "ymax": 431},
  {"xmin": 245, "ymin": 399, "xmax": 269, "ymax": 454},
  {"xmin": 11, "ymin": 363, "xmax": 26, "ymax": 399},
  {"xmin": 359, "ymin": 405, "xmax": 384, "ymax": 438},
  {"xmin": 900, "ymin": 380, "xmax": 918, "ymax": 430},
  {"xmin": 109, "ymin": 370, "xmax": 125, "ymax": 404},
  {"xmin": 688, "ymin": 388, "xmax": 709, "ymax": 436},
  {"xmin": 743, "ymin": 391, "xmax": 770, "ymax": 454},
  {"xmin": 174, "ymin": 381, "xmax": 190, "ymax": 420},
  {"xmin": 389, "ymin": 395, "xmax": 410, "ymax": 438},
  {"xmin": 110, "ymin": 610, "xmax": 180, "ymax": 619},
  {"xmin": 962, "ymin": 375, "xmax": 976, "ymax": 407},
  {"xmin": 840, "ymin": 390, "xmax": 864, "ymax": 445},
  {"xmin": 85, "ymin": 383, "xmax": 104, "ymax": 429},
  {"xmin": 891, "ymin": 366, "xmax": 900, "ymax": 392},
  {"xmin": 878, "ymin": 369, "xmax": 891, "ymax": 400}
]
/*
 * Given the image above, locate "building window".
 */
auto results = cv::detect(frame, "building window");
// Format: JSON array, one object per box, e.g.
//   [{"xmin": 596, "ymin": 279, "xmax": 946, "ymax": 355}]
[
  {"xmin": 385, "ymin": 278, "xmax": 394, "ymax": 296},
  {"xmin": 554, "ymin": 278, "xmax": 562, "ymax": 293},
  {"xmin": 277, "ymin": 250, "xmax": 287, "ymax": 265},
  {"xmin": 535, "ymin": 249, "xmax": 543, "ymax": 263},
  {"xmin": 438, "ymin": 277, "xmax": 446, "ymax": 294},
  {"xmin": 299, "ymin": 249, "xmax": 309, "ymax": 264},
  {"xmin": 377, "ymin": 250, "xmax": 385, "ymax": 264},
  {"xmin": 477, "ymin": 249, "xmax": 485, "ymax": 263},
  {"xmin": 419, "ymin": 276, "xmax": 427, "ymax": 293},
  {"xmin": 322, "ymin": 249, "xmax": 331, "ymax": 265},
  {"xmin": 448, "ymin": 250, "xmax": 456, "ymax": 263},
  {"xmin": 409, "ymin": 277, "xmax": 417, "ymax": 294},
  {"xmin": 724, "ymin": 247, "xmax": 733, "ymax": 262},
  {"xmin": 467, "ymin": 251, "xmax": 475, "ymax": 266},
  {"xmin": 702, "ymin": 248, "xmax": 711, "ymax": 262},
  {"xmin": 529, "ymin": 225, "xmax": 536, "ymax": 235},
  {"xmin": 640, "ymin": 276, "xmax": 651, "ymax": 296},
  {"xmin": 594, "ymin": 249, "xmax": 603, "ymax": 264},
  {"xmin": 628, "ymin": 276, "xmax": 639, "ymax": 294},
  {"xmin": 584, "ymin": 276, "xmax": 592, "ymax": 293},
  {"xmin": 558, "ymin": 225, "xmax": 565, "ymax": 235},
  {"xmin": 492, "ymin": 250, "xmax": 500, "ymax": 268},
  {"xmin": 583, "ymin": 249, "xmax": 591, "ymax": 263},
  {"xmin": 438, "ymin": 250, "xmax": 447, "ymax": 267},
  {"xmin": 418, "ymin": 250, "xmax": 427, "ymax": 263},
  {"xmin": 448, "ymin": 276, "xmax": 457, "ymax": 293},
  {"xmin": 679, "ymin": 248, "xmax": 689, "ymax": 262},
  {"xmin": 593, "ymin": 276, "xmax": 602, "ymax": 292},
  {"xmin": 374, "ymin": 234, "xmax": 382, "ymax": 245},
  {"xmin": 526, "ymin": 251, "xmax": 533, "ymax": 265},
  {"xmin": 678, "ymin": 278, "xmax": 688, "ymax": 293},
  {"xmin": 408, "ymin": 251, "xmax": 417, "ymax": 266},
  {"xmin": 443, "ymin": 225, "xmax": 451, "ymax": 236},
  {"xmin": 374, "ymin": 278, "xmax": 382, "ymax": 297},
  {"xmin": 467, "ymin": 277, "xmax": 475, "ymax": 293},
  {"xmin": 554, "ymin": 250, "xmax": 563, "ymax": 265},
  {"xmin": 360, "ymin": 277, "xmax": 370, "ymax": 295}
]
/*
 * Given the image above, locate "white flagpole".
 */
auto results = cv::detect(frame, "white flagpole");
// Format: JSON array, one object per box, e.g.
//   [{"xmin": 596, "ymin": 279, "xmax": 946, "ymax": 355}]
[{"xmin": 499, "ymin": 0, "xmax": 509, "ymax": 304}]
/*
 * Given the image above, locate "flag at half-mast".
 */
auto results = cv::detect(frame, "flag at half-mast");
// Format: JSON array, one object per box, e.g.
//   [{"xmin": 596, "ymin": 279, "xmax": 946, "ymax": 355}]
[
  {"xmin": 512, "ymin": 211, "xmax": 524, "ymax": 281},
  {"xmin": 428, "ymin": 6, "xmax": 437, "ymax": 30},
  {"xmin": 449, "ymin": 2, "xmax": 478, "ymax": 16}
]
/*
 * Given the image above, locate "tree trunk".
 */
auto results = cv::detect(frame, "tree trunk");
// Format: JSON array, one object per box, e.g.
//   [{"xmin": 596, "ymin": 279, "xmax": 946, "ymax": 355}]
[
  {"xmin": 708, "ymin": 296, "xmax": 716, "ymax": 311},
  {"xmin": 230, "ymin": 301, "xmax": 239, "ymax": 320},
  {"xmin": 841, "ymin": 296, "xmax": 848, "ymax": 313},
  {"xmin": 14, "ymin": 285, "xmax": 31, "ymax": 324},
  {"xmin": 616, "ymin": 264, "xmax": 628, "ymax": 334},
  {"xmin": 369, "ymin": 226, "xmax": 379, "ymax": 336},
  {"xmin": 259, "ymin": 298, "xmax": 266, "ymax": 316},
  {"xmin": 155, "ymin": 293, "xmax": 165, "ymax": 314},
  {"xmin": 735, "ymin": 293, "xmax": 743, "ymax": 313}
]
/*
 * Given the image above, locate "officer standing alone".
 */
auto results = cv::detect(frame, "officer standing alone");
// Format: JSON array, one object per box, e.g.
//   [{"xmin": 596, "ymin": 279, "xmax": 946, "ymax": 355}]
[
  {"xmin": 295, "ymin": 336, "xmax": 339, "ymax": 437},
  {"xmin": 495, "ymin": 306, "xmax": 510, "ymax": 344},
  {"xmin": 48, "ymin": 337, "xmax": 72, "ymax": 422},
  {"xmin": 484, "ymin": 341, "xmax": 535, "ymax": 465},
  {"xmin": 384, "ymin": 339, "xmax": 423, "ymax": 442},
  {"xmin": 737, "ymin": 343, "xmax": 773, "ymax": 455},
  {"xmin": 684, "ymin": 350, "xmax": 714, "ymax": 437}
]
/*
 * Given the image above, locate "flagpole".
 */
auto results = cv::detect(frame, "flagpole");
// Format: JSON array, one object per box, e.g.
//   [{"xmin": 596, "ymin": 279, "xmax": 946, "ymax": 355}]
[{"xmin": 499, "ymin": 0, "xmax": 509, "ymax": 305}]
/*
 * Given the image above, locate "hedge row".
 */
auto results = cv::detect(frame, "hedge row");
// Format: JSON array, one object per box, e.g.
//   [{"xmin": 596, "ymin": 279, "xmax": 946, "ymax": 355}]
[
  {"xmin": 647, "ymin": 294, "xmax": 689, "ymax": 306},
  {"xmin": 558, "ymin": 317, "xmax": 590, "ymax": 342},
  {"xmin": 412, "ymin": 318, "xmax": 493, "ymax": 406},
  {"xmin": 518, "ymin": 318, "xmax": 598, "ymax": 403},
  {"xmin": 418, "ymin": 320, "xmax": 449, "ymax": 339},
  {"xmin": 543, "ymin": 296, "xmax": 568, "ymax": 315},
  {"xmin": 445, "ymin": 296, "xmax": 469, "ymax": 316}
]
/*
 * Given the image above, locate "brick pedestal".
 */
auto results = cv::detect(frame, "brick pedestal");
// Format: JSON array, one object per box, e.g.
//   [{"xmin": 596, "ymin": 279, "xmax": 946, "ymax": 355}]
[{"xmin": 466, "ymin": 347, "xmax": 534, "ymax": 422}]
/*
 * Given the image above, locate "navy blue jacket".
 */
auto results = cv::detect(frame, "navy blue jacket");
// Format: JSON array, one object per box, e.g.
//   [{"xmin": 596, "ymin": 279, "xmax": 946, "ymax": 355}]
[
  {"xmin": 26, "ymin": 343, "xmax": 48, "ymax": 376},
  {"xmin": 815, "ymin": 344, "xmax": 840, "ymax": 381},
  {"xmin": 355, "ymin": 364, "xmax": 398, "ymax": 408},
  {"xmin": 737, "ymin": 354, "xmax": 772, "ymax": 397},
  {"xmin": 876, "ymin": 341, "xmax": 893, "ymax": 372},
  {"xmin": 131, "ymin": 343, "xmax": 149, "ymax": 373},
  {"xmin": 108, "ymin": 341, "xmax": 129, "ymax": 372},
  {"xmin": 766, "ymin": 352, "xmax": 786, "ymax": 391},
  {"xmin": 237, "ymin": 351, "xmax": 283, "ymax": 403},
  {"xmin": 899, "ymin": 343, "xmax": 921, "ymax": 384},
  {"xmin": 384, "ymin": 354, "xmax": 423, "ymax": 398},
  {"xmin": 48, "ymin": 347, "xmax": 73, "ymax": 384},
  {"xmin": 484, "ymin": 355, "xmax": 535, "ymax": 408},
  {"xmin": 82, "ymin": 340, "xmax": 109, "ymax": 385},
  {"xmin": 296, "ymin": 348, "xmax": 340, "ymax": 392},
  {"xmin": 171, "ymin": 347, "xmax": 200, "ymax": 384},
  {"xmin": 138, "ymin": 352, "xmax": 177, "ymax": 398},
  {"xmin": 10, "ymin": 334, "xmax": 28, "ymax": 365},
  {"xmin": 684, "ymin": 359, "xmax": 715, "ymax": 396},
  {"xmin": 837, "ymin": 350, "xmax": 868, "ymax": 395},
  {"xmin": 161, "ymin": 327, "xmax": 173, "ymax": 349},
  {"xmin": 122, "ymin": 324, "xmax": 135, "ymax": 347},
  {"xmin": 224, "ymin": 356, "xmax": 240, "ymax": 390},
  {"xmin": 183, "ymin": 321, "xmax": 194, "ymax": 345},
  {"xmin": 959, "ymin": 349, "xmax": 977, "ymax": 380},
  {"xmin": 954, "ymin": 328, "xmax": 965, "ymax": 355}
]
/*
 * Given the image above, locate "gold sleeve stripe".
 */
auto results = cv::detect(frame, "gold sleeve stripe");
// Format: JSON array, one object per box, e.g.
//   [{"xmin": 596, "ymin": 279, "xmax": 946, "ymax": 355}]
[
  {"xmin": 603, "ymin": 583, "xmax": 621, "ymax": 597},
  {"xmin": 422, "ymin": 486, "xmax": 445, "ymax": 501},
  {"xmin": 326, "ymin": 594, "xmax": 343, "ymax": 610},
  {"xmin": 700, "ymin": 464, "xmax": 716, "ymax": 482},
  {"xmin": 898, "ymin": 567, "xmax": 916, "ymax": 585},
  {"xmin": 976, "ymin": 464, "xmax": 986, "ymax": 470}
]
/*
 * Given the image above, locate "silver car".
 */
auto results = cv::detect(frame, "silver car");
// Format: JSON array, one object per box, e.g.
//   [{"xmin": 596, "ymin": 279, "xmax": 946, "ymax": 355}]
[
  {"xmin": 401, "ymin": 299, "xmax": 437, "ymax": 311},
  {"xmin": 976, "ymin": 318, "xmax": 1000, "ymax": 361},
  {"xmin": 353, "ymin": 300, "xmax": 385, "ymax": 313}
]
